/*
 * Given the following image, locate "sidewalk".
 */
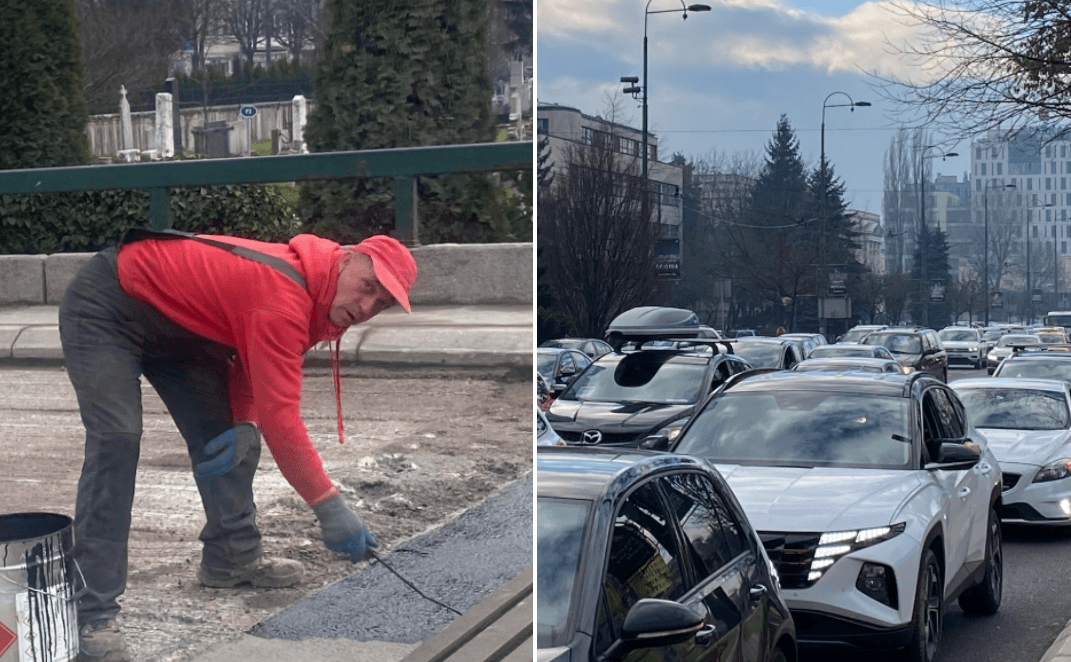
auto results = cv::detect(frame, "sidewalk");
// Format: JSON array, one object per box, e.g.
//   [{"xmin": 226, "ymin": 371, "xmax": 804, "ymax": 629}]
[{"xmin": 0, "ymin": 303, "xmax": 533, "ymax": 369}]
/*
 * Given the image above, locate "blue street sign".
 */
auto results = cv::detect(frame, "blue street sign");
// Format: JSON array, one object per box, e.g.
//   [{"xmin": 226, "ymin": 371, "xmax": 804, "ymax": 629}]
[{"xmin": 239, "ymin": 105, "xmax": 257, "ymax": 118}]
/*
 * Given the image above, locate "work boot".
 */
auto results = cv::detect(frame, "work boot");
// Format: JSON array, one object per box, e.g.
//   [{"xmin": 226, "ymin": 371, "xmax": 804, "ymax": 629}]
[
  {"xmin": 197, "ymin": 556, "xmax": 304, "ymax": 588},
  {"xmin": 77, "ymin": 619, "xmax": 130, "ymax": 662}
]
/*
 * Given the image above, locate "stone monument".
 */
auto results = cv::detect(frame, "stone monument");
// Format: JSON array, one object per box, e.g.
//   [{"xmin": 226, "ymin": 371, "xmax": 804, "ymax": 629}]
[{"xmin": 154, "ymin": 92, "xmax": 174, "ymax": 158}]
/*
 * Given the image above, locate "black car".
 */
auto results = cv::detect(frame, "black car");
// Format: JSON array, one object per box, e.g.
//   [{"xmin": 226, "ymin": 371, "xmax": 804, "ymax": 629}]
[
  {"xmin": 546, "ymin": 344, "xmax": 751, "ymax": 447},
  {"xmin": 861, "ymin": 327, "xmax": 948, "ymax": 381},
  {"xmin": 537, "ymin": 446, "xmax": 797, "ymax": 662}
]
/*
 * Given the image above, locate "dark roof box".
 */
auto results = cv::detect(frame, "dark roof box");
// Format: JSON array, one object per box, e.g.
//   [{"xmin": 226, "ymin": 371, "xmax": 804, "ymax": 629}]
[{"xmin": 605, "ymin": 306, "xmax": 716, "ymax": 350}]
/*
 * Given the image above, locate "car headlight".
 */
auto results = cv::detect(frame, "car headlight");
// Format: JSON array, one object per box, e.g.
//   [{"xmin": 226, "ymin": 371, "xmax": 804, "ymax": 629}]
[
  {"xmin": 901, "ymin": 366, "xmax": 915, "ymax": 374},
  {"xmin": 968, "ymin": 345, "xmax": 979, "ymax": 352},
  {"xmin": 1033, "ymin": 458, "xmax": 1071, "ymax": 483},
  {"xmin": 655, "ymin": 419, "xmax": 688, "ymax": 442},
  {"xmin": 808, "ymin": 523, "xmax": 907, "ymax": 583}
]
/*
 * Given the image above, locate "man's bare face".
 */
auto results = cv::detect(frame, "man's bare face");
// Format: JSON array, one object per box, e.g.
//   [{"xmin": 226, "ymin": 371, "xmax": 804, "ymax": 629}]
[{"xmin": 329, "ymin": 252, "xmax": 396, "ymax": 328}]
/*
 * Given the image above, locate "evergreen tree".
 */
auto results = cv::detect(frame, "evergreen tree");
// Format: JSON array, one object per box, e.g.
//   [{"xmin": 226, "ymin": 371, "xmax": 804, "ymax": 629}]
[
  {"xmin": 299, "ymin": 0, "xmax": 527, "ymax": 244},
  {"xmin": 909, "ymin": 224, "xmax": 953, "ymax": 326},
  {"xmin": 737, "ymin": 115, "xmax": 813, "ymax": 330},
  {"xmin": 0, "ymin": 0, "xmax": 90, "ymax": 170}
]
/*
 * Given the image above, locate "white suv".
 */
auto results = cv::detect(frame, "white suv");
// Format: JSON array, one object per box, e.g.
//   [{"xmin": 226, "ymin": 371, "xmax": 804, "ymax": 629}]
[{"xmin": 666, "ymin": 370, "xmax": 1003, "ymax": 662}]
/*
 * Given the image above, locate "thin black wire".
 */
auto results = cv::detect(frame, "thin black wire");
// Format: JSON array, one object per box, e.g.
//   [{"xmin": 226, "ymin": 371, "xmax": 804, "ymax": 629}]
[{"xmin": 368, "ymin": 550, "xmax": 463, "ymax": 616}]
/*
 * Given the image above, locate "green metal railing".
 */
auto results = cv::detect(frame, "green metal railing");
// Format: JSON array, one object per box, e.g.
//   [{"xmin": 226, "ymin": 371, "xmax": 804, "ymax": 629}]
[{"xmin": 0, "ymin": 141, "xmax": 533, "ymax": 244}]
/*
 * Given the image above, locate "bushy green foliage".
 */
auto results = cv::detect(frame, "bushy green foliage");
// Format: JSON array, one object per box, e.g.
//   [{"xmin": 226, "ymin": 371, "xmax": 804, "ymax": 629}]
[
  {"xmin": 0, "ymin": 185, "xmax": 299, "ymax": 254},
  {"xmin": 0, "ymin": 0, "xmax": 90, "ymax": 170},
  {"xmin": 299, "ymin": 0, "xmax": 530, "ymax": 244}
]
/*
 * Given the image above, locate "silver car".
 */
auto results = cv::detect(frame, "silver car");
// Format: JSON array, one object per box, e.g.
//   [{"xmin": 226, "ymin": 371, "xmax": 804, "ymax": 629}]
[{"xmin": 939, "ymin": 327, "xmax": 985, "ymax": 369}]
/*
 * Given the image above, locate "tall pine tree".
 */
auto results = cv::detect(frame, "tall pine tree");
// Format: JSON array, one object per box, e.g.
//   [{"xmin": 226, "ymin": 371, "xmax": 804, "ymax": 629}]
[
  {"xmin": 0, "ymin": 0, "xmax": 89, "ymax": 170},
  {"xmin": 909, "ymin": 223, "xmax": 953, "ymax": 326},
  {"xmin": 299, "ymin": 0, "xmax": 528, "ymax": 244},
  {"xmin": 736, "ymin": 115, "xmax": 813, "ymax": 330}
]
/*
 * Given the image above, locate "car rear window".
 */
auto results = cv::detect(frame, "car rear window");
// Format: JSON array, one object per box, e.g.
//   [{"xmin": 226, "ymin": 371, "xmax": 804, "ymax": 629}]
[
  {"xmin": 560, "ymin": 354, "xmax": 708, "ymax": 404},
  {"xmin": 675, "ymin": 391, "xmax": 912, "ymax": 469},
  {"xmin": 863, "ymin": 333, "xmax": 922, "ymax": 354}
]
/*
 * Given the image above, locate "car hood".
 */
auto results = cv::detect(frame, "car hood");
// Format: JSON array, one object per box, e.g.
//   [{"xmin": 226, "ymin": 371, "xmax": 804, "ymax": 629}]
[
  {"xmin": 975, "ymin": 428, "xmax": 1071, "ymax": 466},
  {"xmin": 713, "ymin": 464, "xmax": 919, "ymax": 532},
  {"xmin": 547, "ymin": 400, "xmax": 692, "ymax": 430}
]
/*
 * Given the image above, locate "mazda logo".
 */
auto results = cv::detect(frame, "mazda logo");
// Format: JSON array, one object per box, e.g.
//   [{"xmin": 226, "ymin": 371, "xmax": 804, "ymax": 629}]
[{"xmin": 581, "ymin": 430, "xmax": 603, "ymax": 445}]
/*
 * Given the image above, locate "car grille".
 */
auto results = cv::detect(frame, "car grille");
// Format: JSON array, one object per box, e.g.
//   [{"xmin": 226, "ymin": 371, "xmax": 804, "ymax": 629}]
[
  {"xmin": 1001, "ymin": 472, "xmax": 1021, "ymax": 492},
  {"xmin": 759, "ymin": 532, "xmax": 822, "ymax": 589},
  {"xmin": 557, "ymin": 430, "xmax": 641, "ymax": 445}
]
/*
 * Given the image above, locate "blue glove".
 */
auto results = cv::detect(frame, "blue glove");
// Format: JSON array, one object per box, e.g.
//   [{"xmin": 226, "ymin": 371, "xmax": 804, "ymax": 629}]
[
  {"xmin": 194, "ymin": 424, "xmax": 257, "ymax": 480},
  {"xmin": 313, "ymin": 494, "xmax": 380, "ymax": 563}
]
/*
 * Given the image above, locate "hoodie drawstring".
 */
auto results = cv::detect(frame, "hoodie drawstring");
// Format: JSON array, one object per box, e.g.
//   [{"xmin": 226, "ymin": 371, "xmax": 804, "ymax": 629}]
[{"xmin": 333, "ymin": 338, "xmax": 345, "ymax": 444}]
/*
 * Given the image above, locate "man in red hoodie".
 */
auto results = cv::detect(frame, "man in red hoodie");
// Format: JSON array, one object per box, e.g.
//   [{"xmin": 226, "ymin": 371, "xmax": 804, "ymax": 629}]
[{"xmin": 59, "ymin": 230, "xmax": 417, "ymax": 662}]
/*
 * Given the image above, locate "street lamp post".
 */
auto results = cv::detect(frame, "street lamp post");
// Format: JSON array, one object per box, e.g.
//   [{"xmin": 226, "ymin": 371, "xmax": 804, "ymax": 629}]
[
  {"xmin": 622, "ymin": 1, "xmax": 710, "ymax": 223},
  {"xmin": 917, "ymin": 146, "xmax": 957, "ymax": 328},
  {"xmin": 818, "ymin": 92, "xmax": 869, "ymax": 337},
  {"xmin": 984, "ymin": 180, "xmax": 1015, "ymax": 326},
  {"xmin": 1025, "ymin": 202, "xmax": 1053, "ymax": 325}
]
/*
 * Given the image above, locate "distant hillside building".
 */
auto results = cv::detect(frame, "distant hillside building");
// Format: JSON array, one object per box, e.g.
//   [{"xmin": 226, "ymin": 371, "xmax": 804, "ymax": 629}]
[{"xmin": 848, "ymin": 210, "xmax": 883, "ymax": 274}]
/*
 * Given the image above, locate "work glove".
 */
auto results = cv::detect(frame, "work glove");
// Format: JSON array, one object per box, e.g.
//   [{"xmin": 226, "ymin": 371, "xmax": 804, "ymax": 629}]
[
  {"xmin": 313, "ymin": 494, "xmax": 380, "ymax": 563},
  {"xmin": 193, "ymin": 423, "xmax": 258, "ymax": 480}
]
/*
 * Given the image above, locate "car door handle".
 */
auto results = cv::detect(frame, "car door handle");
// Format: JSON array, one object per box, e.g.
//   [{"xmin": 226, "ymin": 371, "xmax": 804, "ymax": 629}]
[
  {"xmin": 959, "ymin": 487, "xmax": 972, "ymax": 499},
  {"xmin": 749, "ymin": 584, "xmax": 768, "ymax": 602},
  {"xmin": 695, "ymin": 623, "xmax": 718, "ymax": 646},
  {"xmin": 977, "ymin": 462, "xmax": 993, "ymax": 475}
]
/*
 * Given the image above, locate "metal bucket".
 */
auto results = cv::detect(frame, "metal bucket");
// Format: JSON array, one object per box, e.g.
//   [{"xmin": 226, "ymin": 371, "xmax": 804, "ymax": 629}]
[{"xmin": 0, "ymin": 513, "xmax": 79, "ymax": 662}]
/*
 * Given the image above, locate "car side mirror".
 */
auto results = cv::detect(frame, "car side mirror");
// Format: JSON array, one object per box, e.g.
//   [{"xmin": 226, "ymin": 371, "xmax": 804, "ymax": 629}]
[
  {"xmin": 597, "ymin": 599, "xmax": 705, "ymax": 662},
  {"xmin": 925, "ymin": 441, "xmax": 981, "ymax": 471},
  {"xmin": 640, "ymin": 434, "xmax": 670, "ymax": 451}
]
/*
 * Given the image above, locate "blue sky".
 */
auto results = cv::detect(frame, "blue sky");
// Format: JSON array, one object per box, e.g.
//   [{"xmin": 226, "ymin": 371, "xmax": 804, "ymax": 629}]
[{"xmin": 536, "ymin": 0, "xmax": 974, "ymax": 217}]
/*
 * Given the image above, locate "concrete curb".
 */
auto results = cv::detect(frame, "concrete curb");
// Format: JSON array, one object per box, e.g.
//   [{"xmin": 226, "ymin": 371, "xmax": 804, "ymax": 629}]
[{"xmin": 0, "ymin": 305, "xmax": 533, "ymax": 368}]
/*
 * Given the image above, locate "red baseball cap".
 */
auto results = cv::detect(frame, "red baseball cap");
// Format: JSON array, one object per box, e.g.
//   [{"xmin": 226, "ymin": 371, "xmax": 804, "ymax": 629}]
[{"xmin": 352, "ymin": 235, "xmax": 417, "ymax": 313}]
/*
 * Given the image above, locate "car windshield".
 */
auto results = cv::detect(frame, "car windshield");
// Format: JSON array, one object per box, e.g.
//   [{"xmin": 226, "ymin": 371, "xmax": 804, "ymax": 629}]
[
  {"xmin": 809, "ymin": 345, "xmax": 876, "ymax": 359},
  {"xmin": 1037, "ymin": 333, "xmax": 1065, "ymax": 344},
  {"xmin": 537, "ymin": 497, "xmax": 590, "ymax": 648},
  {"xmin": 997, "ymin": 335, "xmax": 1038, "ymax": 348},
  {"xmin": 994, "ymin": 359, "xmax": 1071, "ymax": 382},
  {"xmin": 675, "ymin": 391, "xmax": 912, "ymax": 468},
  {"xmin": 983, "ymin": 330, "xmax": 1003, "ymax": 341},
  {"xmin": 863, "ymin": 333, "xmax": 922, "ymax": 354},
  {"xmin": 536, "ymin": 352, "xmax": 559, "ymax": 378},
  {"xmin": 560, "ymin": 354, "xmax": 708, "ymax": 404},
  {"xmin": 730, "ymin": 343, "xmax": 783, "ymax": 368},
  {"xmin": 940, "ymin": 330, "xmax": 979, "ymax": 342},
  {"xmin": 956, "ymin": 388, "xmax": 1070, "ymax": 431},
  {"xmin": 840, "ymin": 328, "xmax": 876, "ymax": 343}
]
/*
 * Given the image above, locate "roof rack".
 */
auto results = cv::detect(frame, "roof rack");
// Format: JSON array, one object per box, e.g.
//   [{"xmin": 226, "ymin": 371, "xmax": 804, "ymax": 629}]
[{"xmin": 1009, "ymin": 343, "xmax": 1071, "ymax": 356}]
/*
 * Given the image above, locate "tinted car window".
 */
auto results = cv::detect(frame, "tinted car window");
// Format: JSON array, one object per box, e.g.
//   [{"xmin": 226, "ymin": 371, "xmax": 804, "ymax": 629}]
[
  {"xmin": 536, "ymin": 352, "xmax": 559, "ymax": 378},
  {"xmin": 594, "ymin": 481, "xmax": 687, "ymax": 656},
  {"xmin": 661, "ymin": 473, "xmax": 748, "ymax": 579},
  {"xmin": 957, "ymin": 388, "xmax": 1071, "ymax": 430},
  {"xmin": 676, "ymin": 391, "xmax": 912, "ymax": 468},
  {"xmin": 731, "ymin": 343, "xmax": 784, "ymax": 369},
  {"xmin": 940, "ymin": 329, "xmax": 981, "ymax": 342},
  {"xmin": 930, "ymin": 387, "xmax": 965, "ymax": 438},
  {"xmin": 537, "ymin": 498, "xmax": 592, "ymax": 648}
]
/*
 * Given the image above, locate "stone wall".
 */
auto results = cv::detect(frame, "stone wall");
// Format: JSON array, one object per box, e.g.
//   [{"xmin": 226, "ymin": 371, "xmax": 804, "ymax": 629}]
[{"xmin": 0, "ymin": 243, "xmax": 532, "ymax": 307}]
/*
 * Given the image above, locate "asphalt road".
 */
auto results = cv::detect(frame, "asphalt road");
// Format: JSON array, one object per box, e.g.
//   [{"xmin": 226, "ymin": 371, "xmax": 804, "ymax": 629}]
[{"xmin": 801, "ymin": 365, "xmax": 1071, "ymax": 662}]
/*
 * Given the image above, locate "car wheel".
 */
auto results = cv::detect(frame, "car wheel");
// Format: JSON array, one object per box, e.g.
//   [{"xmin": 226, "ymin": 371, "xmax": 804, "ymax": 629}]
[
  {"xmin": 905, "ymin": 548, "xmax": 942, "ymax": 662},
  {"xmin": 769, "ymin": 645, "xmax": 788, "ymax": 662},
  {"xmin": 958, "ymin": 506, "xmax": 1003, "ymax": 615}
]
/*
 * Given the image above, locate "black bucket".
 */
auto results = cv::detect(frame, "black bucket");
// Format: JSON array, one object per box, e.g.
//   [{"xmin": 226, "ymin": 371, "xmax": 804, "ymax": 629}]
[{"xmin": 0, "ymin": 513, "xmax": 79, "ymax": 662}]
